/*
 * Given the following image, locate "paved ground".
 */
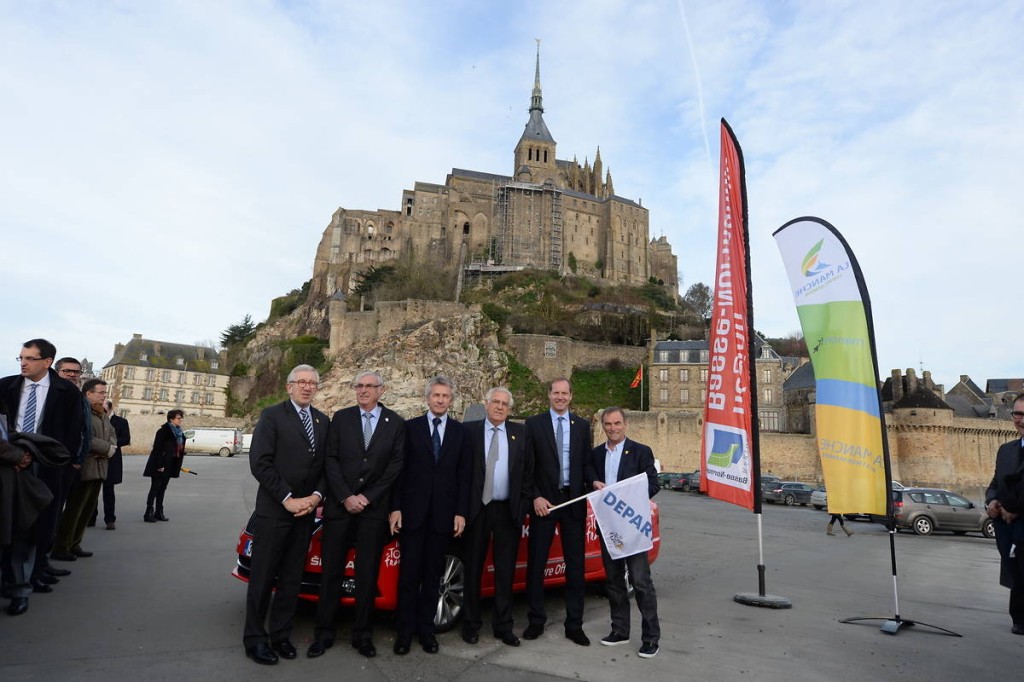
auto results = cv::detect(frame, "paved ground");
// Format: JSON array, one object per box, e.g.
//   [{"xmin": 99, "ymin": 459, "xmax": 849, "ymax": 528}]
[{"xmin": 2, "ymin": 454, "xmax": 1021, "ymax": 681}]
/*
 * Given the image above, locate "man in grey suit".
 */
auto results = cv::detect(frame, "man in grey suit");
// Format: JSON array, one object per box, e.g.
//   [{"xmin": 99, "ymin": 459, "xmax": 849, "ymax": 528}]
[
  {"xmin": 309, "ymin": 371, "xmax": 406, "ymax": 659},
  {"xmin": 986, "ymin": 392, "xmax": 1024, "ymax": 635},
  {"xmin": 243, "ymin": 365, "xmax": 328, "ymax": 665},
  {"xmin": 461, "ymin": 387, "xmax": 527, "ymax": 647}
]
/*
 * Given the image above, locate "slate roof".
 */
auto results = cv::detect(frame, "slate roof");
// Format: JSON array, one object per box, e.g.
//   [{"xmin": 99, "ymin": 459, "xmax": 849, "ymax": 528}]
[
  {"xmin": 783, "ymin": 361, "xmax": 816, "ymax": 391},
  {"xmin": 103, "ymin": 336, "xmax": 225, "ymax": 375},
  {"xmin": 892, "ymin": 387, "xmax": 953, "ymax": 410}
]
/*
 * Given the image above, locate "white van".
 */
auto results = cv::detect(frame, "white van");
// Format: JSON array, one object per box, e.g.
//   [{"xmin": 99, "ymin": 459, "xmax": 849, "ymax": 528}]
[
  {"xmin": 241, "ymin": 433, "xmax": 253, "ymax": 454},
  {"xmin": 183, "ymin": 427, "xmax": 242, "ymax": 457}
]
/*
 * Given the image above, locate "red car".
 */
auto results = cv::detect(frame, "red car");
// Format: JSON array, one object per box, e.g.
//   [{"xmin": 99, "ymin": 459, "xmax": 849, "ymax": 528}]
[{"xmin": 232, "ymin": 500, "xmax": 660, "ymax": 632}]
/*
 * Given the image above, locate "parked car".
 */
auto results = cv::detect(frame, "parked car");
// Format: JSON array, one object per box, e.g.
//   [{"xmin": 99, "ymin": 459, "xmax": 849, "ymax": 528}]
[
  {"xmin": 810, "ymin": 486, "xmax": 827, "ymax": 510},
  {"xmin": 183, "ymin": 427, "xmax": 242, "ymax": 457},
  {"xmin": 233, "ymin": 500, "xmax": 661, "ymax": 632},
  {"xmin": 671, "ymin": 470, "xmax": 701, "ymax": 492},
  {"xmin": 658, "ymin": 472, "xmax": 682, "ymax": 489},
  {"xmin": 760, "ymin": 474, "xmax": 781, "ymax": 493},
  {"xmin": 764, "ymin": 481, "xmax": 815, "ymax": 506},
  {"xmin": 869, "ymin": 487, "xmax": 995, "ymax": 538},
  {"xmin": 241, "ymin": 433, "xmax": 253, "ymax": 454}
]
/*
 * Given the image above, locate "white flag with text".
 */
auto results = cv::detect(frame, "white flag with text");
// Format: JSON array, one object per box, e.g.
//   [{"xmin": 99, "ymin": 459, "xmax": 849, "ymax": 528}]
[{"xmin": 587, "ymin": 473, "xmax": 654, "ymax": 560}]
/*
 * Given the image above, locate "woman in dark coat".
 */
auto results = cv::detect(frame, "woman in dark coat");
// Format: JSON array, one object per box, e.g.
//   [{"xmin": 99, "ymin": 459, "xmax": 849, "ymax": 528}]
[{"xmin": 143, "ymin": 410, "xmax": 185, "ymax": 522}]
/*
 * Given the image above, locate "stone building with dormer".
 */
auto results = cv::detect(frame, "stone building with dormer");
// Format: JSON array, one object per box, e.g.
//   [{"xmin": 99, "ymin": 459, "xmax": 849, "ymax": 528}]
[{"xmin": 308, "ymin": 46, "xmax": 678, "ymax": 308}]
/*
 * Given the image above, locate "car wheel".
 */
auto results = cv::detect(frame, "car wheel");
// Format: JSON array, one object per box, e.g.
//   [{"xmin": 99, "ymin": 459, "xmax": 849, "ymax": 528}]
[
  {"xmin": 218, "ymin": 447, "xmax": 231, "ymax": 457},
  {"xmin": 433, "ymin": 554, "xmax": 464, "ymax": 633},
  {"xmin": 912, "ymin": 516, "xmax": 933, "ymax": 536},
  {"xmin": 983, "ymin": 518, "xmax": 996, "ymax": 539},
  {"xmin": 682, "ymin": 484, "xmax": 690, "ymax": 493},
  {"xmin": 784, "ymin": 494, "xmax": 795, "ymax": 506},
  {"xmin": 844, "ymin": 514, "xmax": 858, "ymax": 521},
  {"xmin": 813, "ymin": 505, "xmax": 823, "ymax": 510}
]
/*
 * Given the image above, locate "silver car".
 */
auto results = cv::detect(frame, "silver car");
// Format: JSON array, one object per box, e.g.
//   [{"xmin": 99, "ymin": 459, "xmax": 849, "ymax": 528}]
[
  {"xmin": 810, "ymin": 486, "xmax": 827, "ymax": 510},
  {"xmin": 873, "ymin": 487, "xmax": 995, "ymax": 538}
]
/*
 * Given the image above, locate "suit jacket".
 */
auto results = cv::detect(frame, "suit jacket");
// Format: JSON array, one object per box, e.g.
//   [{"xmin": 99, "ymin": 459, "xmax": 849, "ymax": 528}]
[
  {"xmin": 589, "ymin": 438, "xmax": 660, "ymax": 500},
  {"xmin": 465, "ymin": 419, "xmax": 527, "ymax": 524},
  {"xmin": 0, "ymin": 369, "xmax": 84, "ymax": 461},
  {"xmin": 144, "ymin": 423, "xmax": 185, "ymax": 478},
  {"xmin": 106, "ymin": 414, "xmax": 130, "ymax": 485},
  {"xmin": 393, "ymin": 414, "xmax": 471, "ymax": 533},
  {"xmin": 986, "ymin": 438, "xmax": 1024, "ymax": 588},
  {"xmin": 250, "ymin": 400, "xmax": 328, "ymax": 519},
  {"xmin": 523, "ymin": 411, "xmax": 592, "ymax": 519},
  {"xmin": 323, "ymin": 404, "xmax": 405, "ymax": 520}
]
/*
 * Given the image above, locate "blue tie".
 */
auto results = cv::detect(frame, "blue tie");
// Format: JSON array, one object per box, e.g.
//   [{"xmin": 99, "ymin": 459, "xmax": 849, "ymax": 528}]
[
  {"xmin": 557, "ymin": 416, "xmax": 567, "ymax": 486},
  {"xmin": 23, "ymin": 383, "xmax": 38, "ymax": 434},
  {"xmin": 300, "ymin": 408, "xmax": 315, "ymax": 451},
  {"xmin": 432, "ymin": 417, "xmax": 442, "ymax": 461}
]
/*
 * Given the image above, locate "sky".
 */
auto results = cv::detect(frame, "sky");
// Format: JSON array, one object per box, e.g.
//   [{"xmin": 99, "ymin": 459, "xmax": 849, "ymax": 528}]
[{"xmin": 2, "ymin": 0, "xmax": 1021, "ymax": 390}]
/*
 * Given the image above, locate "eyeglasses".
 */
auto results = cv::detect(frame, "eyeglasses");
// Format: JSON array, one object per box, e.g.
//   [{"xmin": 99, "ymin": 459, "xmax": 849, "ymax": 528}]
[
  {"xmin": 59, "ymin": 368, "xmax": 83, "ymax": 376},
  {"xmin": 353, "ymin": 383, "xmax": 382, "ymax": 389},
  {"xmin": 1012, "ymin": 411, "xmax": 1024, "ymax": 419},
  {"xmin": 289, "ymin": 380, "xmax": 318, "ymax": 388},
  {"xmin": 16, "ymin": 356, "xmax": 43, "ymax": 362}
]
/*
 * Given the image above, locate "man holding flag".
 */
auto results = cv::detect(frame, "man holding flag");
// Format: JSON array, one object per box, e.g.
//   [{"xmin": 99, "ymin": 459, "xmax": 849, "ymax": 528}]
[{"xmin": 588, "ymin": 407, "xmax": 661, "ymax": 659}]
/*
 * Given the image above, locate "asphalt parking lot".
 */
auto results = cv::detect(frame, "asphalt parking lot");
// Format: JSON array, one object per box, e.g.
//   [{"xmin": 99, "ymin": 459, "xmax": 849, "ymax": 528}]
[{"xmin": 2, "ymin": 454, "xmax": 1022, "ymax": 681}]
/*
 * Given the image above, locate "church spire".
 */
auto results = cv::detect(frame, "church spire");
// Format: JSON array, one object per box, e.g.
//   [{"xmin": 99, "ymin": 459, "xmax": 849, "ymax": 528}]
[{"xmin": 530, "ymin": 39, "xmax": 543, "ymax": 113}]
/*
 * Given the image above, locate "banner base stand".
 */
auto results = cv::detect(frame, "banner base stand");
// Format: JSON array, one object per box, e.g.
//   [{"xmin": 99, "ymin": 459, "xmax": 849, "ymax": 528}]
[
  {"xmin": 840, "ymin": 616, "xmax": 960, "ymax": 637},
  {"xmin": 733, "ymin": 593, "xmax": 792, "ymax": 609}
]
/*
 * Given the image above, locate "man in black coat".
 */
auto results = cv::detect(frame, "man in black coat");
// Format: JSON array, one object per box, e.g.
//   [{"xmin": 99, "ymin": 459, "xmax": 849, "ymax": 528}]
[
  {"xmin": 0, "ymin": 339, "xmax": 83, "ymax": 597},
  {"xmin": 390, "ymin": 376, "xmax": 471, "ymax": 655},
  {"xmin": 461, "ymin": 387, "xmax": 527, "ymax": 647},
  {"xmin": 588, "ymin": 407, "xmax": 661, "ymax": 658},
  {"xmin": 985, "ymin": 392, "xmax": 1024, "ymax": 635},
  {"xmin": 243, "ymin": 365, "xmax": 329, "ymax": 665},
  {"xmin": 97, "ymin": 400, "xmax": 130, "ymax": 530},
  {"xmin": 309, "ymin": 371, "xmax": 405, "ymax": 660},
  {"xmin": 522, "ymin": 377, "xmax": 592, "ymax": 646}
]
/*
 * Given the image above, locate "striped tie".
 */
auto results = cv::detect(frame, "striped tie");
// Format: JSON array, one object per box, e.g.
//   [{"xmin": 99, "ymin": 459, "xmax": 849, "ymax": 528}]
[
  {"xmin": 300, "ymin": 408, "xmax": 315, "ymax": 450},
  {"xmin": 362, "ymin": 413, "xmax": 373, "ymax": 449},
  {"xmin": 23, "ymin": 382, "xmax": 38, "ymax": 433}
]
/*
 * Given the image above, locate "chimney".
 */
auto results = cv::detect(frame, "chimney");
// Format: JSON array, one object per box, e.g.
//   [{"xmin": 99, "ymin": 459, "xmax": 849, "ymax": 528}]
[
  {"xmin": 153, "ymin": 343, "xmax": 161, "ymax": 356},
  {"xmin": 132, "ymin": 333, "xmax": 142, "ymax": 341},
  {"xmin": 890, "ymin": 369, "xmax": 903, "ymax": 403},
  {"xmin": 906, "ymin": 368, "xmax": 918, "ymax": 395}
]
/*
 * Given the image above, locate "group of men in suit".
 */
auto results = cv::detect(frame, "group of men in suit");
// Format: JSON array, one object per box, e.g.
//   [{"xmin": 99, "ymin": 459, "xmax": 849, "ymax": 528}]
[{"xmin": 243, "ymin": 370, "xmax": 662, "ymax": 664}]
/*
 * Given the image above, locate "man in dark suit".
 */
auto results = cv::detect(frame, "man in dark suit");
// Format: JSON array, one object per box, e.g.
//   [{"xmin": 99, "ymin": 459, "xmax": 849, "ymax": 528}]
[
  {"xmin": 0, "ymin": 339, "xmax": 83, "ymax": 611},
  {"xmin": 309, "ymin": 371, "xmax": 405, "ymax": 659},
  {"xmin": 588, "ymin": 406, "xmax": 661, "ymax": 659},
  {"xmin": 462, "ymin": 387, "xmax": 526, "ymax": 647},
  {"xmin": 99, "ymin": 400, "xmax": 130, "ymax": 530},
  {"xmin": 985, "ymin": 392, "xmax": 1024, "ymax": 635},
  {"xmin": 522, "ymin": 377, "xmax": 592, "ymax": 645},
  {"xmin": 390, "ymin": 376, "xmax": 471, "ymax": 655},
  {"xmin": 243, "ymin": 365, "xmax": 328, "ymax": 665}
]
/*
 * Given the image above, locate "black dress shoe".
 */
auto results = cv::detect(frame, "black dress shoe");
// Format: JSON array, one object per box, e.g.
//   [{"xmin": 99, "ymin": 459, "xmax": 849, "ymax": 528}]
[
  {"xmin": 155, "ymin": 513, "xmax": 169, "ymax": 522},
  {"xmin": 420, "ymin": 634, "xmax": 439, "ymax": 654},
  {"xmin": 31, "ymin": 580, "xmax": 53, "ymax": 594},
  {"xmin": 45, "ymin": 567, "xmax": 71, "ymax": 577},
  {"xmin": 393, "ymin": 634, "xmax": 412, "ymax": 655},
  {"xmin": 7, "ymin": 597, "xmax": 29, "ymax": 616},
  {"xmin": 271, "ymin": 640, "xmax": 297, "ymax": 659},
  {"xmin": 1012, "ymin": 624, "xmax": 1024, "ymax": 635},
  {"xmin": 71, "ymin": 547, "xmax": 93, "ymax": 558},
  {"xmin": 461, "ymin": 629, "xmax": 479, "ymax": 644},
  {"xmin": 497, "ymin": 632, "xmax": 521, "ymax": 647},
  {"xmin": 49, "ymin": 551, "xmax": 77, "ymax": 562},
  {"xmin": 245, "ymin": 642, "xmax": 279, "ymax": 665},
  {"xmin": 523, "ymin": 623, "xmax": 544, "ymax": 640},
  {"xmin": 144, "ymin": 512, "xmax": 156, "ymax": 523},
  {"xmin": 353, "ymin": 639, "xmax": 376, "ymax": 658},
  {"xmin": 565, "ymin": 629, "xmax": 590, "ymax": 646},
  {"xmin": 37, "ymin": 574, "xmax": 59, "ymax": 585},
  {"xmin": 306, "ymin": 639, "xmax": 333, "ymax": 658}
]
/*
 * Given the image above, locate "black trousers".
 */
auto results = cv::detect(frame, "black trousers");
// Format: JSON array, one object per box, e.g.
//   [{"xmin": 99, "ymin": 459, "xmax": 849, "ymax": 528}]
[
  {"xmin": 464, "ymin": 500, "xmax": 521, "ymax": 636},
  {"xmin": 395, "ymin": 522, "xmax": 451, "ymax": 638},
  {"xmin": 314, "ymin": 514, "xmax": 389, "ymax": 643},
  {"xmin": 600, "ymin": 539, "xmax": 660, "ymax": 643},
  {"xmin": 525, "ymin": 501, "xmax": 585, "ymax": 631},
  {"xmin": 31, "ymin": 464, "xmax": 75, "ymax": 579},
  {"xmin": 146, "ymin": 476, "xmax": 170, "ymax": 513},
  {"xmin": 243, "ymin": 513, "xmax": 315, "ymax": 647}
]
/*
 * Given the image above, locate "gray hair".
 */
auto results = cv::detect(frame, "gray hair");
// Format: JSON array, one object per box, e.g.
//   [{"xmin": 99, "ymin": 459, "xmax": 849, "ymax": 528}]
[
  {"xmin": 425, "ymin": 375, "xmax": 456, "ymax": 399},
  {"xmin": 287, "ymin": 364, "xmax": 320, "ymax": 383},
  {"xmin": 485, "ymin": 386, "xmax": 514, "ymax": 409},
  {"xmin": 352, "ymin": 370, "xmax": 385, "ymax": 388}
]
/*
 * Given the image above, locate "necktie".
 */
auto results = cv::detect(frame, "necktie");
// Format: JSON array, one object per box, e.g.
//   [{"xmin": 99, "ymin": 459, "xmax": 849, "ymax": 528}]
[
  {"xmin": 362, "ymin": 412, "xmax": 373, "ymax": 449},
  {"xmin": 23, "ymin": 383, "xmax": 38, "ymax": 434},
  {"xmin": 432, "ymin": 417, "xmax": 442, "ymax": 461},
  {"xmin": 557, "ymin": 416, "xmax": 566, "ymax": 486},
  {"xmin": 300, "ymin": 408, "xmax": 315, "ymax": 451},
  {"xmin": 483, "ymin": 426, "xmax": 500, "ymax": 505}
]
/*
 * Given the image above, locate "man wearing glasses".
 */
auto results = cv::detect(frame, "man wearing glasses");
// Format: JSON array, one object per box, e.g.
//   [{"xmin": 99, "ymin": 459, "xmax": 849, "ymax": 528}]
[
  {"xmin": 310, "ymin": 371, "xmax": 406, "ymax": 659},
  {"xmin": 986, "ymin": 393, "xmax": 1024, "ymax": 635},
  {"xmin": 0, "ymin": 340, "xmax": 83, "ymax": 614},
  {"xmin": 243, "ymin": 365, "xmax": 328, "ymax": 665}
]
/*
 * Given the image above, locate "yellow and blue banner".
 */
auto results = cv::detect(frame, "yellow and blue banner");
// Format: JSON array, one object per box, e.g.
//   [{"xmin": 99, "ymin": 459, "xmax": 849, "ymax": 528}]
[{"xmin": 773, "ymin": 218, "xmax": 891, "ymax": 516}]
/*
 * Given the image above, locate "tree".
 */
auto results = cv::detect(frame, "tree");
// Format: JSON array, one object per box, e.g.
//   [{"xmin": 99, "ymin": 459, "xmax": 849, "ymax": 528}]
[
  {"xmin": 682, "ymin": 282, "xmax": 713, "ymax": 321},
  {"xmin": 221, "ymin": 314, "xmax": 257, "ymax": 347}
]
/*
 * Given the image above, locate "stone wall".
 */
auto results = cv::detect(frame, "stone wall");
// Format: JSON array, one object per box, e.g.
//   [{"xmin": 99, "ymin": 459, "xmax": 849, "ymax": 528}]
[
  {"xmin": 329, "ymin": 299, "xmax": 481, "ymax": 353},
  {"xmin": 506, "ymin": 333, "xmax": 646, "ymax": 382},
  {"xmin": 119, "ymin": 414, "xmax": 247, "ymax": 456}
]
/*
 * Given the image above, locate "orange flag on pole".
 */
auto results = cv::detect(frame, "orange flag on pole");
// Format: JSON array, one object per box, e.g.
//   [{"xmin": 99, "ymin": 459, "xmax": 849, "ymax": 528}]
[{"xmin": 629, "ymin": 365, "xmax": 643, "ymax": 388}]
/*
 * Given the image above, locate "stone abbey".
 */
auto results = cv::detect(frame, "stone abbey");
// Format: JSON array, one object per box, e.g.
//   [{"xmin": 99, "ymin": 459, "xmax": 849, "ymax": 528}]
[{"xmin": 309, "ymin": 47, "xmax": 678, "ymax": 303}]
